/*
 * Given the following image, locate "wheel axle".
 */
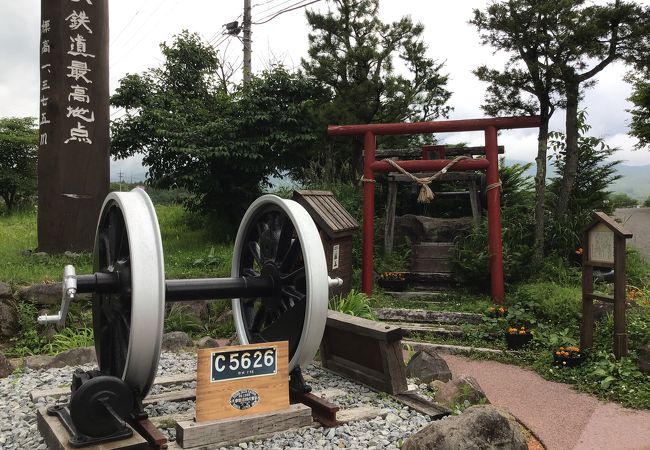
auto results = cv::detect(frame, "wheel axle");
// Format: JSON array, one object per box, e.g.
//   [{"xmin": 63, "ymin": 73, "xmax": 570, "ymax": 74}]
[
  {"xmin": 38, "ymin": 189, "xmax": 339, "ymax": 399},
  {"xmin": 75, "ymin": 273, "xmax": 277, "ymax": 302},
  {"xmin": 37, "ymin": 189, "xmax": 341, "ymax": 443}
]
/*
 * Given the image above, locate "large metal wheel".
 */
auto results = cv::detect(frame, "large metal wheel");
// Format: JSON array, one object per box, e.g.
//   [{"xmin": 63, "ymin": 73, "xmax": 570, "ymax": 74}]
[
  {"xmin": 231, "ymin": 195, "xmax": 328, "ymax": 371},
  {"xmin": 92, "ymin": 188, "xmax": 165, "ymax": 398}
]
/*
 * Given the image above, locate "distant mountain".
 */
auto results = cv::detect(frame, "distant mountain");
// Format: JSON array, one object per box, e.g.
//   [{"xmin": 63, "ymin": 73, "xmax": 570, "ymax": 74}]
[
  {"xmin": 610, "ymin": 165, "xmax": 650, "ymax": 200},
  {"xmin": 503, "ymin": 159, "xmax": 649, "ymax": 201}
]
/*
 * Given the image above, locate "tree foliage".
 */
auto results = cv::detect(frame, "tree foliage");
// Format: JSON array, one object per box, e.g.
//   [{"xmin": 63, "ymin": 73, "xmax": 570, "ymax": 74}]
[
  {"xmin": 111, "ymin": 31, "xmax": 323, "ymax": 227},
  {"xmin": 301, "ymin": 0, "xmax": 451, "ymax": 176},
  {"xmin": 546, "ymin": 111, "xmax": 621, "ymax": 257},
  {"xmin": 471, "ymin": 0, "xmax": 566, "ymax": 259},
  {"xmin": 627, "ymin": 72, "xmax": 650, "ymax": 149},
  {"xmin": 0, "ymin": 117, "xmax": 38, "ymax": 214},
  {"xmin": 545, "ymin": 0, "xmax": 649, "ymax": 217},
  {"xmin": 472, "ymin": 0, "xmax": 649, "ymax": 255},
  {"xmin": 608, "ymin": 192, "xmax": 638, "ymax": 209}
]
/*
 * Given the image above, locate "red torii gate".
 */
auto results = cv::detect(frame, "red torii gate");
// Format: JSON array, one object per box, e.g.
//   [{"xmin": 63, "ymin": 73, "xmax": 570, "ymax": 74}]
[{"xmin": 327, "ymin": 116, "xmax": 541, "ymax": 304}]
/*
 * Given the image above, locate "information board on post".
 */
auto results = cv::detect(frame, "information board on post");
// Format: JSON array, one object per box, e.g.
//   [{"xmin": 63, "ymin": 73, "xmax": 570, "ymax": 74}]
[
  {"xmin": 588, "ymin": 223, "xmax": 615, "ymax": 265},
  {"xmin": 195, "ymin": 341, "xmax": 289, "ymax": 422}
]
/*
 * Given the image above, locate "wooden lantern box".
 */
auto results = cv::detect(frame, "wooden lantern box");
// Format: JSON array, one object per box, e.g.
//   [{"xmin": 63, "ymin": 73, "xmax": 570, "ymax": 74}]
[{"xmin": 293, "ymin": 190, "xmax": 359, "ymax": 298}]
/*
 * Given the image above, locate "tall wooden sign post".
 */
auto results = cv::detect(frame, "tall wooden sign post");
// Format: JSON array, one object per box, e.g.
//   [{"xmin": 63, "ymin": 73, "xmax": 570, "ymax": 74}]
[
  {"xmin": 38, "ymin": 0, "xmax": 109, "ymax": 252},
  {"xmin": 580, "ymin": 212, "xmax": 632, "ymax": 360}
]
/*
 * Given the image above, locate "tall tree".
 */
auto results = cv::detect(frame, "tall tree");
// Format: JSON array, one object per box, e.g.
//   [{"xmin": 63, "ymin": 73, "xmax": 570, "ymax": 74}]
[
  {"xmin": 0, "ymin": 117, "xmax": 38, "ymax": 214},
  {"xmin": 627, "ymin": 72, "xmax": 650, "ymax": 149},
  {"xmin": 546, "ymin": 111, "xmax": 621, "ymax": 256},
  {"xmin": 301, "ymin": 0, "xmax": 451, "ymax": 175},
  {"xmin": 471, "ymin": 0, "xmax": 649, "ymax": 254},
  {"xmin": 471, "ymin": 2, "xmax": 564, "ymax": 259},
  {"xmin": 111, "ymin": 32, "xmax": 323, "ymax": 228},
  {"xmin": 550, "ymin": 0, "xmax": 649, "ymax": 217}
]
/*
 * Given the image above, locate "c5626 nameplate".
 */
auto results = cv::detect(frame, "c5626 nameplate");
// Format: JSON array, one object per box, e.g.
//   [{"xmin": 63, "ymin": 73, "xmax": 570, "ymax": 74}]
[
  {"xmin": 195, "ymin": 341, "xmax": 289, "ymax": 422},
  {"xmin": 211, "ymin": 347, "xmax": 277, "ymax": 382}
]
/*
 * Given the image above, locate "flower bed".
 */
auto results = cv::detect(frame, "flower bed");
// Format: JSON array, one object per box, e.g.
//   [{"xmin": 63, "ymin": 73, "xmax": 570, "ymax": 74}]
[
  {"xmin": 505, "ymin": 326, "xmax": 533, "ymax": 350},
  {"xmin": 486, "ymin": 306, "xmax": 507, "ymax": 318},
  {"xmin": 377, "ymin": 272, "xmax": 409, "ymax": 291},
  {"xmin": 553, "ymin": 346, "xmax": 586, "ymax": 367}
]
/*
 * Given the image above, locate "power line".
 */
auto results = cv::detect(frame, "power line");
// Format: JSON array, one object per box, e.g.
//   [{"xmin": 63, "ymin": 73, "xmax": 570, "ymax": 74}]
[
  {"xmin": 109, "ymin": 0, "xmax": 177, "ymax": 69},
  {"xmin": 110, "ymin": 0, "xmax": 156, "ymax": 46},
  {"xmin": 252, "ymin": 0, "xmax": 321, "ymax": 25},
  {"xmin": 251, "ymin": 0, "xmax": 295, "ymax": 18},
  {"xmin": 252, "ymin": 0, "xmax": 279, "ymax": 9}
]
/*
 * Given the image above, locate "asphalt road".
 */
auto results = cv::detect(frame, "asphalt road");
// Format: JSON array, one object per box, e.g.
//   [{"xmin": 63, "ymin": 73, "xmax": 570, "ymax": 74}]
[{"xmin": 614, "ymin": 208, "xmax": 650, "ymax": 263}]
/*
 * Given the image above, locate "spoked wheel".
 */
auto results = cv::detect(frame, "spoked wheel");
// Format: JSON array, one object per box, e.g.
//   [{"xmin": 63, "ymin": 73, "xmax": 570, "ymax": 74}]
[
  {"xmin": 231, "ymin": 195, "xmax": 328, "ymax": 371},
  {"xmin": 92, "ymin": 188, "xmax": 165, "ymax": 398}
]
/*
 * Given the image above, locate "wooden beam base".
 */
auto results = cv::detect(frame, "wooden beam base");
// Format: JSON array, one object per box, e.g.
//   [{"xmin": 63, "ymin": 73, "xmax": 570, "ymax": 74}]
[
  {"xmin": 320, "ymin": 310, "xmax": 408, "ymax": 394},
  {"xmin": 36, "ymin": 407, "xmax": 148, "ymax": 450},
  {"xmin": 175, "ymin": 403, "xmax": 312, "ymax": 449}
]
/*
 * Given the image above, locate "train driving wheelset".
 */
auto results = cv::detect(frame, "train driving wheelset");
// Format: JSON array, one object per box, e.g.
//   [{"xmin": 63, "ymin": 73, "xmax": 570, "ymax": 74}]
[{"xmin": 39, "ymin": 189, "xmax": 340, "ymax": 441}]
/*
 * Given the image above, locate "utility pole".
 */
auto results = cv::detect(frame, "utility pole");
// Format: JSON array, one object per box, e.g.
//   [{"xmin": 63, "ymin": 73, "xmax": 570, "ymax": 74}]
[{"xmin": 243, "ymin": 0, "xmax": 252, "ymax": 85}]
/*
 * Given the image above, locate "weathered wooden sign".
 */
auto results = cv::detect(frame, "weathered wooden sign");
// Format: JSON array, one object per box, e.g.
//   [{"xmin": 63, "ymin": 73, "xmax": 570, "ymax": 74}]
[
  {"xmin": 38, "ymin": 0, "xmax": 109, "ymax": 252},
  {"xmin": 588, "ymin": 223, "xmax": 615, "ymax": 265},
  {"xmin": 581, "ymin": 212, "xmax": 632, "ymax": 359},
  {"xmin": 195, "ymin": 341, "xmax": 289, "ymax": 422}
]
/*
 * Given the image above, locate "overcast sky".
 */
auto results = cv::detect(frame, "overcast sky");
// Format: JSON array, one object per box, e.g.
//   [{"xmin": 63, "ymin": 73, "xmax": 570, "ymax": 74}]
[{"xmin": 2, "ymin": 0, "xmax": 648, "ymax": 181}]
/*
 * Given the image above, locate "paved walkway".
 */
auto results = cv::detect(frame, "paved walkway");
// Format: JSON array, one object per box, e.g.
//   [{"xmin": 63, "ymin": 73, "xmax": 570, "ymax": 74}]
[
  {"xmin": 614, "ymin": 207, "xmax": 650, "ymax": 263},
  {"xmin": 441, "ymin": 354, "xmax": 650, "ymax": 450}
]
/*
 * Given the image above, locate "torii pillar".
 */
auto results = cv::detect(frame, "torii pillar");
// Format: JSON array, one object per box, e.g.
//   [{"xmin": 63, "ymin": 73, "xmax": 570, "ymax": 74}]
[{"xmin": 38, "ymin": 0, "xmax": 109, "ymax": 252}]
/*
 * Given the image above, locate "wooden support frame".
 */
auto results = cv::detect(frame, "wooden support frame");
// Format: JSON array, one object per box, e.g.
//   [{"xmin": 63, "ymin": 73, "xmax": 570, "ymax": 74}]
[
  {"xmin": 176, "ymin": 404, "xmax": 311, "ymax": 449},
  {"xmin": 384, "ymin": 172, "xmax": 483, "ymax": 255},
  {"xmin": 320, "ymin": 310, "xmax": 408, "ymax": 394},
  {"xmin": 36, "ymin": 408, "xmax": 149, "ymax": 450},
  {"xmin": 580, "ymin": 212, "xmax": 633, "ymax": 359}
]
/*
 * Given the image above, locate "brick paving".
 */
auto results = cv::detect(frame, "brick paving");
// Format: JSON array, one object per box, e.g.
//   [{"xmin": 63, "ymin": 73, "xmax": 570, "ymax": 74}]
[{"xmin": 441, "ymin": 354, "xmax": 650, "ymax": 450}]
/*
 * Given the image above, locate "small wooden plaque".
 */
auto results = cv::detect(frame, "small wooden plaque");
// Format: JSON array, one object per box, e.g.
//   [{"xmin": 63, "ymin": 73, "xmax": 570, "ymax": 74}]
[
  {"xmin": 589, "ymin": 223, "xmax": 615, "ymax": 265},
  {"xmin": 195, "ymin": 341, "xmax": 289, "ymax": 422}
]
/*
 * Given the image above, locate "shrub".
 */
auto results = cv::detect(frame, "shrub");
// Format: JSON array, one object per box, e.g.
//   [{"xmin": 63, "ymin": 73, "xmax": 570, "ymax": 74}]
[
  {"xmin": 329, "ymin": 289, "xmax": 375, "ymax": 320},
  {"xmin": 509, "ymin": 282, "xmax": 582, "ymax": 330},
  {"xmin": 44, "ymin": 328, "xmax": 94, "ymax": 354},
  {"xmin": 452, "ymin": 161, "xmax": 536, "ymax": 293}
]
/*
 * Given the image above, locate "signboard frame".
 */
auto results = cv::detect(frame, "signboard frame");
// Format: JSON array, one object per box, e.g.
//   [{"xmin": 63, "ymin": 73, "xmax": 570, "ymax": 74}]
[
  {"xmin": 195, "ymin": 341, "xmax": 289, "ymax": 422},
  {"xmin": 580, "ymin": 212, "xmax": 632, "ymax": 360}
]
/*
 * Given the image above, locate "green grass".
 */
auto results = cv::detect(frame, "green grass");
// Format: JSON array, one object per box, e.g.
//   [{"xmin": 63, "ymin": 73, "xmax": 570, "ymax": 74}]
[{"xmin": 0, "ymin": 204, "xmax": 233, "ymax": 286}]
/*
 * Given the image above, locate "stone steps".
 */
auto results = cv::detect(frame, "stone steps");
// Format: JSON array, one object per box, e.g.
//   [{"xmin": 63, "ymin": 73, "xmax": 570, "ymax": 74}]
[
  {"xmin": 411, "ymin": 242, "xmax": 454, "ymax": 273},
  {"xmin": 380, "ymin": 291, "xmax": 445, "ymax": 300},
  {"xmin": 375, "ymin": 308, "xmax": 484, "ymax": 325},
  {"xmin": 384, "ymin": 321, "xmax": 465, "ymax": 339},
  {"xmin": 403, "ymin": 339, "xmax": 502, "ymax": 356}
]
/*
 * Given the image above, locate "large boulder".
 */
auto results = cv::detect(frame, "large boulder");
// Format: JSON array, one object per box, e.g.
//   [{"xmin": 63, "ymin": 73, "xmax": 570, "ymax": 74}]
[
  {"xmin": 406, "ymin": 349, "xmax": 452, "ymax": 383},
  {"xmin": 638, "ymin": 344, "xmax": 650, "ymax": 375},
  {"xmin": 24, "ymin": 346, "xmax": 96, "ymax": 370},
  {"xmin": 51, "ymin": 346, "xmax": 96, "ymax": 368},
  {"xmin": 196, "ymin": 336, "xmax": 221, "ymax": 349},
  {"xmin": 402, "ymin": 405, "xmax": 527, "ymax": 450},
  {"xmin": 0, "ymin": 300, "xmax": 18, "ymax": 338},
  {"xmin": 162, "ymin": 331, "xmax": 193, "ymax": 351},
  {"xmin": 0, "ymin": 282, "xmax": 11, "ymax": 299},
  {"xmin": 395, "ymin": 215, "xmax": 473, "ymax": 245},
  {"xmin": 18, "ymin": 283, "xmax": 61, "ymax": 305},
  {"xmin": 431, "ymin": 374, "xmax": 488, "ymax": 408},
  {"xmin": 18, "ymin": 283, "xmax": 93, "ymax": 305},
  {"xmin": 0, "ymin": 352, "xmax": 14, "ymax": 378}
]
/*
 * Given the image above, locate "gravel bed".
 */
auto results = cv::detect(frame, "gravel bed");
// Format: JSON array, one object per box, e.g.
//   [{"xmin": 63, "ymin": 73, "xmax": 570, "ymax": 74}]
[{"xmin": 0, "ymin": 351, "xmax": 434, "ymax": 449}]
